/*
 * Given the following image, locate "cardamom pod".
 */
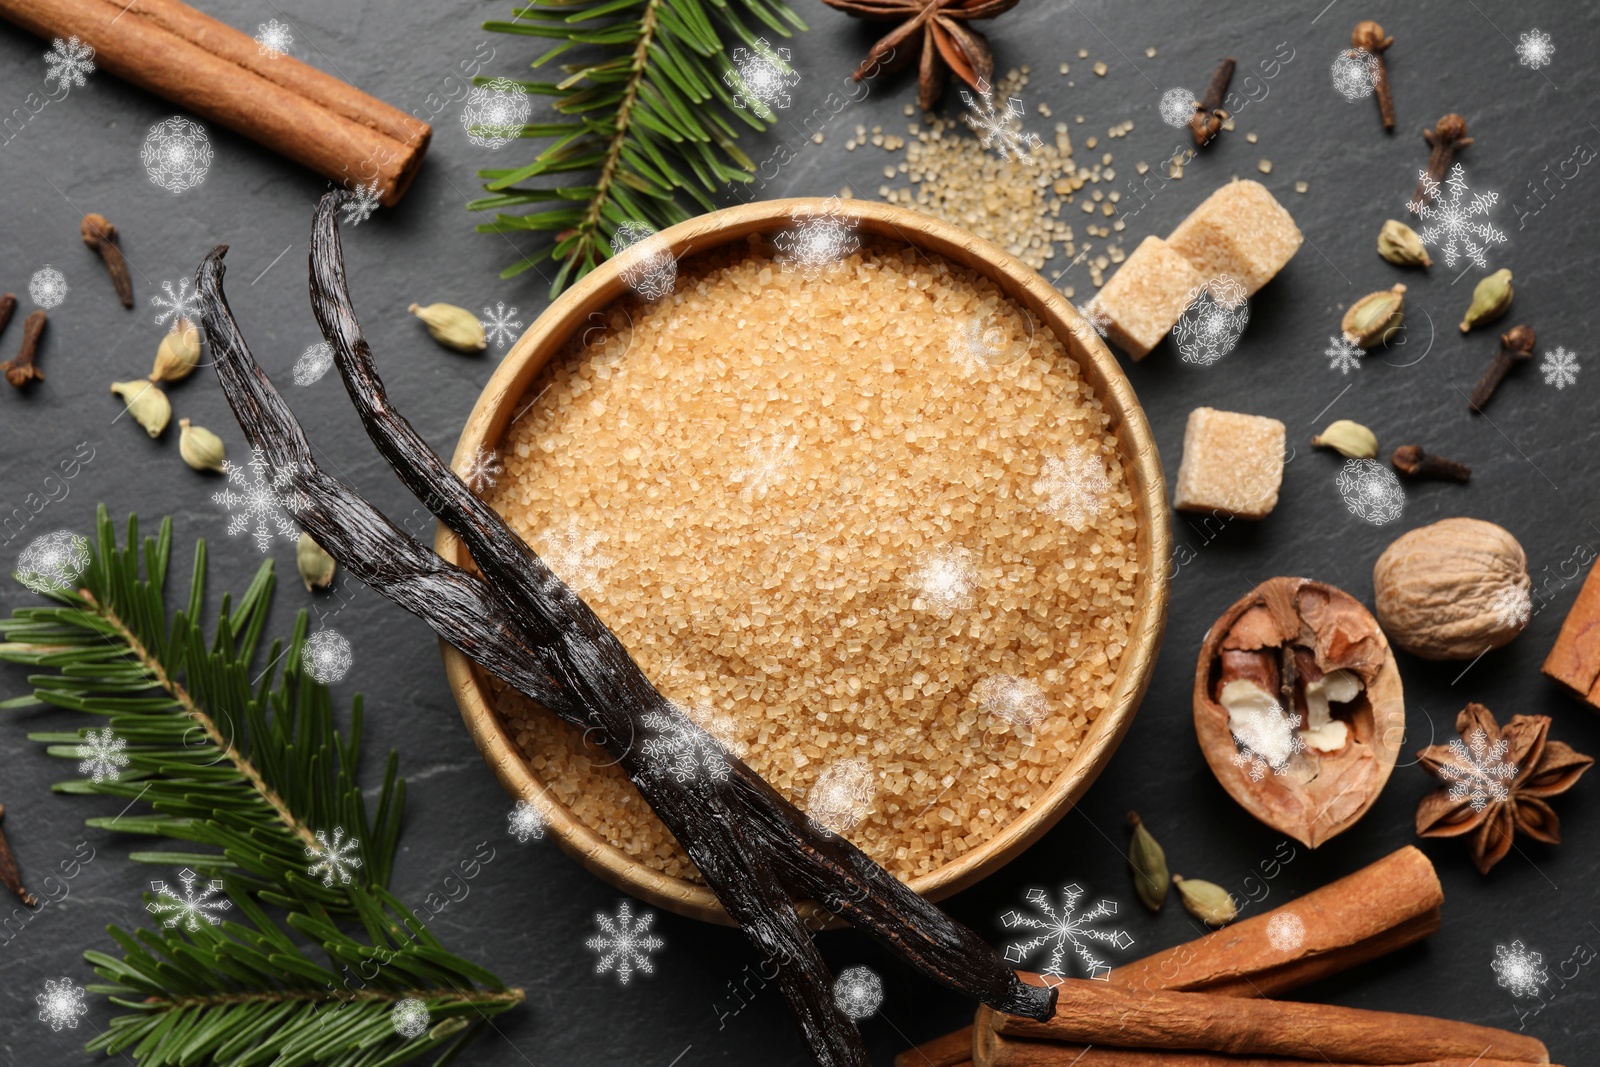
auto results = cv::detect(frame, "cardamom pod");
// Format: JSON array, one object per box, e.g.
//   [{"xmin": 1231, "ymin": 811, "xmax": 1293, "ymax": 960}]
[
  {"xmin": 1459, "ymin": 268, "xmax": 1513, "ymax": 334},
  {"xmin": 1172, "ymin": 874, "xmax": 1237, "ymax": 926},
  {"xmin": 297, "ymin": 532, "xmax": 337, "ymax": 592},
  {"xmin": 1311, "ymin": 419, "xmax": 1378, "ymax": 459},
  {"xmin": 1376, "ymin": 219, "xmax": 1432, "ymax": 268},
  {"xmin": 110, "ymin": 379, "xmax": 171, "ymax": 438},
  {"xmin": 150, "ymin": 319, "xmax": 202, "ymax": 382},
  {"xmin": 408, "ymin": 302, "xmax": 486, "ymax": 353},
  {"xmin": 178, "ymin": 418, "xmax": 227, "ymax": 472},
  {"xmin": 1126, "ymin": 811, "xmax": 1169, "ymax": 911},
  {"xmin": 1340, "ymin": 283, "xmax": 1406, "ymax": 349}
]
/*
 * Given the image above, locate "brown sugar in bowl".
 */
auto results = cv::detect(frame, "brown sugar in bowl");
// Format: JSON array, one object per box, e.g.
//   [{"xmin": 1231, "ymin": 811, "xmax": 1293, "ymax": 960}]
[{"xmin": 439, "ymin": 199, "xmax": 1171, "ymax": 924}]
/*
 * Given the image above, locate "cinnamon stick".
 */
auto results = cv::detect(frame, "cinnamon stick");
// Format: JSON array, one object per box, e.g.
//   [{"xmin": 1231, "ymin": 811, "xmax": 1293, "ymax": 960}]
[
  {"xmin": 896, "ymin": 847, "xmax": 1443, "ymax": 1067},
  {"xmin": 1111, "ymin": 845, "xmax": 1441, "ymax": 997},
  {"xmin": 989, "ymin": 979, "xmax": 1548, "ymax": 1065},
  {"xmin": 0, "ymin": 0, "xmax": 429, "ymax": 205},
  {"xmin": 1542, "ymin": 562, "xmax": 1600, "ymax": 709},
  {"xmin": 897, "ymin": 1025, "xmax": 976, "ymax": 1067},
  {"xmin": 977, "ymin": 1028, "xmax": 1555, "ymax": 1067}
]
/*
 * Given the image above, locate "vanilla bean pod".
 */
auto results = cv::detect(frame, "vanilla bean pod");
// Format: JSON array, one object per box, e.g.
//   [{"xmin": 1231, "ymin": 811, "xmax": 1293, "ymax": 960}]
[{"xmin": 196, "ymin": 194, "xmax": 1054, "ymax": 1067}]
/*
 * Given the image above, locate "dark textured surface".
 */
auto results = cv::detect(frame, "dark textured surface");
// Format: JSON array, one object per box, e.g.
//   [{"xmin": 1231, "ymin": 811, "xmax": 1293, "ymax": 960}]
[{"xmin": 2, "ymin": 2, "xmax": 1598, "ymax": 1065}]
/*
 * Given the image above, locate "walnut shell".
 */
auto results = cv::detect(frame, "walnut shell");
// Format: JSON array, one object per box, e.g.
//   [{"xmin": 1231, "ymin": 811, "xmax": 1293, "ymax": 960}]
[
  {"xmin": 1194, "ymin": 577, "xmax": 1405, "ymax": 848},
  {"xmin": 1372, "ymin": 517, "xmax": 1531, "ymax": 661}
]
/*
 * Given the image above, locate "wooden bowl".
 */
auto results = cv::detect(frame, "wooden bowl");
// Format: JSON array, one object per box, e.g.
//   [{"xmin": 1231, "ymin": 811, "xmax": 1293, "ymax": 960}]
[{"xmin": 439, "ymin": 198, "xmax": 1171, "ymax": 924}]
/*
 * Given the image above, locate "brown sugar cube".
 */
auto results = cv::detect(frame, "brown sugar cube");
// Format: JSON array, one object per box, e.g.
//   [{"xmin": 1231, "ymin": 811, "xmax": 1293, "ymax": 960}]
[
  {"xmin": 1092, "ymin": 236, "xmax": 1207, "ymax": 360},
  {"xmin": 1543, "ymin": 562, "xmax": 1600, "ymax": 709},
  {"xmin": 1173, "ymin": 407, "xmax": 1286, "ymax": 519},
  {"xmin": 1166, "ymin": 179, "xmax": 1303, "ymax": 296}
]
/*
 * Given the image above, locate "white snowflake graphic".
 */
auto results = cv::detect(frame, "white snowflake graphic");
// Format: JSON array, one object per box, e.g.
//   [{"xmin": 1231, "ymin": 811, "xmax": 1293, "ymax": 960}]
[
  {"xmin": 305, "ymin": 827, "xmax": 362, "ymax": 887},
  {"xmin": 807, "ymin": 758, "xmax": 875, "ymax": 836},
  {"xmin": 480, "ymin": 301, "xmax": 523, "ymax": 349},
  {"xmin": 774, "ymin": 199, "xmax": 860, "ymax": 278},
  {"xmin": 390, "ymin": 997, "xmax": 430, "ymax": 1038},
  {"xmin": 910, "ymin": 545, "xmax": 977, "ymax": 617},
  {"xmin": 301, "ymin": 629, "xmax": 354, "ymax": 684},
  {"xmin": 1335, "ymin": 458, "xmax": 1405, "ymax": 525},
  {"xmin": 1001, "ymin": 883, "xmax": 1134, "ymax": 984},
  {"xmin": 1266, "ymin": 912, "xmax": 1305, "ymax": 952},
  {"xmin": 459, "ymin": 445, "xmax": 503, "ymax": 493},
  {"xmin": 961, "ymin": 77, "xmax": 1042, "ymax": 163},
  {"xmin": 972, "ymin": 674, "xmax": 1051, "ymax": 737},
  {"xmin": 949, "ymin": 316, "xmax": 1019, "ymax": 372},
  {"xmin": 586, "ymin": 900, "xmax": 664, "ymax": 985},
  {"xmin": 1034, "ymin": 447, "xmax": 1112, "ymax": 530},
  {"xmin": 15, "ymin": 530, "xmax": 90, "ymax": 595},
  {"xmin": 76, "ymin": 727, "xmax": 129, "ymax": 784},
  {"xmin": 723, "ymin": 38, "xmax": 799, "ymax": 114},
  {"xmin": 339, "ymin": 180, "xmax": 380, "ymax": 227},
  {"xmin": 1330, "ymin": 47, "xmax": 1381, "ymax": 101},
  {"xmin": 255, "ymin": 19, "xmax": 293, "ymax": 59},
  {"xmin": 612, "ymin": 221, "xmax": 678, "ymax": 300},
  {"xmin": 639, "ymin": 704, "xmax": 741, "ymax": 783},
  {"xmin": 1407, "ymin": 164, "xmax": 1506, "ymax": 269},
  {"xmin": 536, "ymin": 519, "xmax": 613, "ymax": 595},
  {"xmin": 151, "ymin": 278, "xmax": 200, "ymax": 327},
  {"xmin": 1516, "ymin": 30, "xmax": 1555, "ymax": 70},
  {"xmin": 43, "ymin": 36, "xmax": 95, "ymax": 89},
  {"xmin": 1541, "ymin": 346, "xmax": 1579, "ymax": 389},
  {"xmin": 214, "ymin": 448, "xmax": 304, "ymax": 552},
  {"xmin": 508, "ymin": 799, "xmax": 546, "ymax": 843},
  {"xmin": 1158, "ymin": 87, "xmax": 1197, "ymax": 128},
  {"xmin": 1441, "ymin": 727, "xmax": 1517, "ymax": 812},
  {"xmin": 1493, "ymin": 940, "xmax": 1548, "ymax": 998},
  {"xmin": 141, "ymin": 116, "xmax": 214, "ymax": 193},
  {"xmin": 461, "ymin": 78, "xmax": 530, "ymax": 149},
  {"xmin": 35, "ymin": 977, "xmax": 87, "ymax": 1031},
  {"xmin": 731, "ymin": 433, "xmax": 798, "ymax": 492},
  {"xmin": 29, "ymin": 266, "xmax": 68, "ymax": 309},
  {"xmin": 293, "ymin": 341, "xmax": 335, "ymax": 386},
  {"xmin": 1075, "ymin": 300, "xmax": 1112, "ymax": 340},
  {"xmin": 1173, "ymin": 275, "xmax": 1249, "ymax": 366},
  {"xmin": 1491, "ymin": 584, "xmax": 1532, "ymax": 630},
  {"xmin": 1324, "ymin": 334, "xmax": 1364, "ymax": 374},
  {"xmin": 1230, "ymin": 702, "xmax": 1306, "ymax": 781},
  {"xmin": 834, "ymin": 966, "xmax": 884, "ymax": 1020},
  {"xmin": 147, "ymin": 867, "xmax": 232, "ymax": 931}
]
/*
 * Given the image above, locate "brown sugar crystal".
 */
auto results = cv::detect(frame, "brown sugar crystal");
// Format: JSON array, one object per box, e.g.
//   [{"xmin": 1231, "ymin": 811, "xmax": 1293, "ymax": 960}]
[
  {"xmin": 1090, "ymin": 236, "xmax": 1207, "ymax": 360},
  {"xmin": 483, "ymin": 237, "xmax": 1144, "ymax": 882},
  {"xmin": 1173, "ymin": 407, "xmax": 1285, "ymax": 519},
  {"xmin": 1165, "ymin": 179, "xmax": 1303, "ymax": 296}
]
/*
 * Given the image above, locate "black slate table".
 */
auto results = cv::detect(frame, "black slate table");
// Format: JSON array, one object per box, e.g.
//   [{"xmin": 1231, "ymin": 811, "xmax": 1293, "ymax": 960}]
[{"xmin": 2, "ymin": 2, "xmax": 1598, "ymax": 1064}]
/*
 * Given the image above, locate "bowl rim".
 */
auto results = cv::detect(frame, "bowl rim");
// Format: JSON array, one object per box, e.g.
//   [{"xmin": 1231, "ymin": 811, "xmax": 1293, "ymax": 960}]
[{"xmin": 438, "ymin": 197, "xmax": 1172, "ymax": 925}]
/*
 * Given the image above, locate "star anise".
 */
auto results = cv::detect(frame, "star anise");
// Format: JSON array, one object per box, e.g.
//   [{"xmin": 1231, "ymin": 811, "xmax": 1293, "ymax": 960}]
[
  {"xmin": 820, "ymin": 0, "xmax": 1021, "ymax": 111},
  {"xmin": 1415, "ymin": 703, "xmax": 1592, "ymax": 874}
]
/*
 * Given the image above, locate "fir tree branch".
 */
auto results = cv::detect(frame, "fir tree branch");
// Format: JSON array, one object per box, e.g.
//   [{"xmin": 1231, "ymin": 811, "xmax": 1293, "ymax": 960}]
[
  {"xmin": 2, "ymin": 509, "xmax": 521, "ymax": 1066},
  {"xmin": 469, "ymin": 0, "xmax": 807, "ymax": 294},
  {"xmin": 78, "ymin": 587, "xmax": 319, "ymax": 856}
]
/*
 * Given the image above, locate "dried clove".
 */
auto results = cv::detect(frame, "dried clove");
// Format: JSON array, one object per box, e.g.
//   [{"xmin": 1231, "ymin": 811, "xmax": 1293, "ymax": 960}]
[
  {"xmin": 81, "ymin": 213, "xmax": 133, "ymax": 309},
  {"xmin": 0, "ymin": 804, "xmax": 37, "ymax": 908},
  {"xmin": 1351, "ymin": 21, "xmax": 1395, "ymax": 130},
  {"xmin": 2, "ymin": 310, "xmax": 46, "ymax": 388},
  {"xmin": 1413, "ymin": 114, "xmax": 1472, "ymax": 207},
  {"xmin": 1189, "ymin": 57, "xmax": 1236, "ymax": 146},
  {"xmin": 1469, "ymin": 325, "xmax": 1536, "ymax": 414},
  {"xmin": 1391, "ymin": 444, "xmax": 1470, "ymax": 483},
  {"xmin": 0, "ymin": 292, "xmax": 15, "ymax": 339}
]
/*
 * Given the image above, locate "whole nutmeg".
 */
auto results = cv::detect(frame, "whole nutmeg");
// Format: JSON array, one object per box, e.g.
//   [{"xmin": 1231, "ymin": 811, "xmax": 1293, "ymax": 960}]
[{"xmin": 1372, "ymin": 518, "xmax": 1531, "ymax": 660}]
